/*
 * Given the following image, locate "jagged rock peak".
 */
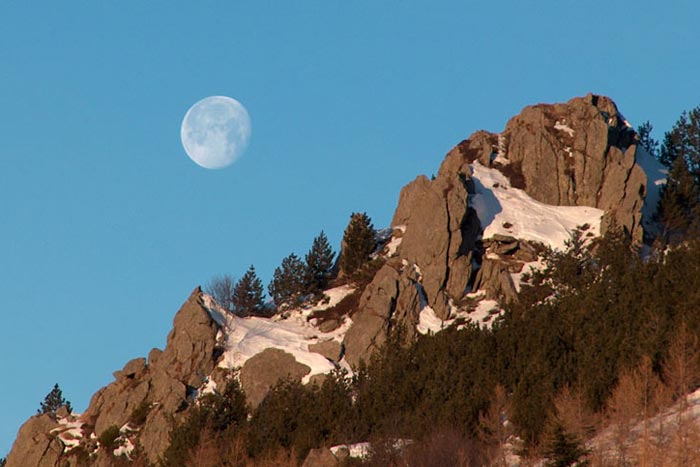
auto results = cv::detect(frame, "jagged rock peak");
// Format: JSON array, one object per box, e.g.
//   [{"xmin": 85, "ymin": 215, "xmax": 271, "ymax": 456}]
[
  {"xmin": 343, "ymin": 94, "xmax": 658, "ymax": 367},
  {"xmin": 442, "ymin": 93, "xmax": 647, "ymax": 241},
  {"xmin": 6, "ymin": 287, "xmax": 223, "ymax": 467}
]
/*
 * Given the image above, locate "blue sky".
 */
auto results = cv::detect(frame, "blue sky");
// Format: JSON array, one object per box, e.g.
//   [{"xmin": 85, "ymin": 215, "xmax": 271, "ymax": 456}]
[{"xmin": 1, "ymin": 1, "xmax": 698, "ymax": 455}]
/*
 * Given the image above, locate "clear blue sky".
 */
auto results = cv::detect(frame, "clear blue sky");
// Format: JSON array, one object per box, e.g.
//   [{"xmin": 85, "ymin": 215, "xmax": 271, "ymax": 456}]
[{"xmin": 1, "ymin": 1, "xmax": 698, "ymax": 455}]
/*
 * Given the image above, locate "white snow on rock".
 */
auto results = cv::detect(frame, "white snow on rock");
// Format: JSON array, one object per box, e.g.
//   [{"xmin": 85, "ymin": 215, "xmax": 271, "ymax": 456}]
[
  {"xmin": 51, "ymin": 416, "xmax": 85, "ymax": 452},
  {"xmin": 554, "ymin": 120, "xmax": 575, "ymax": 136},
  {"xmin": 331, "ymin": 442, "xmax": 372, "ymax": 459},
  {"xmin": 113, "ymin": 437, "xmax": 135, "ymax": 457},
  {"xmin": 469, "ymin": 162, "xmax": 604, "ymax": 251},
  {"xmin": 383, "ymin": 234, "xmax": 403, "ymax": 257},
  {"xmin": 203, "ymin": 285, "xmax": 356, "ymax": 384},
  {"xmin": 417, "ymin": 306, "xmax": 444, "ymax": 334}
]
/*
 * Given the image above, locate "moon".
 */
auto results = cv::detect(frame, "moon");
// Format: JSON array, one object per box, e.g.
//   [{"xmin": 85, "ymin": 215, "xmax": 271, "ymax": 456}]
[{"xmin": 181, "ymin": 96, "xmax": 251, "ymax": 169}]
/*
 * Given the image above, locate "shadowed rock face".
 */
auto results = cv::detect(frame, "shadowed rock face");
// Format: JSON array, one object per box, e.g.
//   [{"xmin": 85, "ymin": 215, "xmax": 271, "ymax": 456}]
[{"xmin": 343, "ymin": 94, "xmax": 653, "ymax": 368}]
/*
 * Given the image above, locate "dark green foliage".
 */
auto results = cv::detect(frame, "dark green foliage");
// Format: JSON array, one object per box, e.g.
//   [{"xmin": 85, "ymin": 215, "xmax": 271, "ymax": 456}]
[
  {"xmin": 129, "ymin": 400, "xmax": 152, "ymax": 426},
  {"xmin": 37, "ymin": 383, "xmax": 72, "ymax": 415},
  {"xmin": 657, "ymin": 155, "xmax": 700, "ymax": 243},
  {"xmin": 232, "ymin": 265, "xmax": 267, "ymax": 317},
  {"xmin": 304, "ymin": 230, "xmax": 335, "ymax": 295},
  {"xmin": 247, "ymin": 370, "xmax": 353, "ymax": 462},
  {"xmin": 544, "ymin": 424, "xmax": 589, "ymax": 467},
  {"xmin": 659, "ymin": 105, "xmax": 700, "ymax": 171},
  {"xmin": 637, "ymin": 120, "xmax": 659, "ymax": 159},
  {"xmin": 268, "ymin": 253, "xmax": 307, "ymax": 310},
  {"xmin": 98, "ymin": 425, "xmax": 121, "ymax": 452},
  {"xmin": 0, "ymin": 457, "xmax": 6, "ymax": 467},
  {"xmin": 339, "ymin": 212, "xmax": 376, "ymax": 278},
  {"xmin": 162, "ymin": 378, "xmax": 247, "ymax": 467}
]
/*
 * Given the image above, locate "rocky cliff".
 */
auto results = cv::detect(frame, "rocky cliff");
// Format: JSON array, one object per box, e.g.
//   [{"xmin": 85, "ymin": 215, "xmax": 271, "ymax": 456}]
[
  {"xmin": 342, "ymin": 93, "xmax": 663, "ymax": 366},
  {"xmin": 5, "ymin": 94, "xmax": 665, "ymax": 466}
]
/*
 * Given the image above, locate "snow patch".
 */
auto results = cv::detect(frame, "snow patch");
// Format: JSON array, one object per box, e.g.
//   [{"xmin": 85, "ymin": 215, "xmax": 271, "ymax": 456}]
[
  {"xmin": 470, "ymin": 162, "xmax": 604, "ymax": 251},
  {"xmin": 554, "ymin": 121, "xmax": 575, "ymax": 136},
  {"xmin": 417, "ymin": 306, "xmax": 444, "ymax": 334},
  {"xmin": 204, "ymin": 285, "xmax": 357, "ymax": 384},
  {"xmin": 331, "ymin": 442, "xmax": 372, "ymax": 459},
  {"xmin": 51, "ymin": 416, "xmax": 85, "ymax": 452},
  {"xmin": 114, "ymin": 437, "xmax": 135, "ymax": 457},
  {"xmin": 383, "ymin": 235, "xmax": 402, "ymax": 257}
]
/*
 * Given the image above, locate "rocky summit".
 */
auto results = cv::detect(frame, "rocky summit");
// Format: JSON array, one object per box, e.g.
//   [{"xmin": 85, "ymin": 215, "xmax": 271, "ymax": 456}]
[{"xmin": 5, "ymin": 94, "xmax": 666, "ymax": 466}]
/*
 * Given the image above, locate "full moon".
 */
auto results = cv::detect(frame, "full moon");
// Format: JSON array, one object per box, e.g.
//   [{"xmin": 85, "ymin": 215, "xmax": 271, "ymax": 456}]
[{"xmin": 181, "ymin": 96, "xmax": 251, "ymax": 169}]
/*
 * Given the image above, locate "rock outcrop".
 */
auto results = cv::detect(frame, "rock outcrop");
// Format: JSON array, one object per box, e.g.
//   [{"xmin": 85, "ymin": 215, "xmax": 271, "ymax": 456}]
[
  {"xmin": 6, "ymin": 287, "xmax": 222, "ymax": 467},
  {"xmin": 342, "ymin": 94, "xmax": 655, "ymax": 367},
  {"xmin": 7, "ymin": 94, "xmax": 660, "ymax": 465},
  {"xmin": 239, "ymin": 348, "xmax": 311, "ymax": 408},
  {"xmin": 5, "ymin": 414, "xmax": 62, "ymax": 467}
]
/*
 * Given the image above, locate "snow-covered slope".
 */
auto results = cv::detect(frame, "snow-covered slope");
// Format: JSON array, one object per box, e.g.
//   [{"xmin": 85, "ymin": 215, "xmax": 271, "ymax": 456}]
[
  {"xmin": 470, "ymin": 161, "xmax": 604, "ymax": 250},
  {"xmin": 203, "ymin": 285, "xmax": 356, "ymax": 383}
]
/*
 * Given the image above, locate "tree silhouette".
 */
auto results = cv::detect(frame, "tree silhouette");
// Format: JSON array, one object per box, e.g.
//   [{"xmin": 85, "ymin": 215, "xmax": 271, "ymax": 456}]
[
  {"xmin": 339, "ymin": 212, "xmax": 376, "ymax": 278},
  {"xmin": 232, "ymin": 265, "xmax": 267, "ymax": 317},
  {"xmin": 268, "ymin": 253, "xmax": 307, "ymax": 310},
  {"xmin": 304, "ymin": 231, "xmax": 335, "ymax": 295},
  {"xmin": 38, "ymin": 383, "xmax": 72, "ymax": 415}
]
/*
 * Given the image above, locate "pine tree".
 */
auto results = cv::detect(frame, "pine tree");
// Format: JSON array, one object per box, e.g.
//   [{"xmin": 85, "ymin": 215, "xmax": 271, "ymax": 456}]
[
  {"xmin": 232, "ymin": 265, "xmax": 266, "ymax": 317},
  {"xmin": 657, "ymin": 155, "xmax": 700, "ymax": 243},
  {"xmin": 339, "ymin": 212, "xmax": 376, "ymax": 278},
  {"xmin": 268, "ymin": 253, "xmax": 307, "ymax": 310},
  {"xmin": 38, "ymin": 383, "xmax": 72, "ymax": 415},
  {"xmin": 304, "ymin": 231, "xmax": 335, "ymax": 295},
  {"xmin": 544, "ymin": 423, "xmax": 589, "ymax": 467},
  {"xmin": 637, "ymin": 121, "xmax": 659, "ymax": 159},
  {"xmin": 659, "ymin": 105, "xmax": 700, "ymax": 171}
]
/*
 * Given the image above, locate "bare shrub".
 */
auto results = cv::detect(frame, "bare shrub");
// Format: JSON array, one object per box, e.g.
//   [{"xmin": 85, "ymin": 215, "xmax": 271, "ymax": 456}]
[{"xmin": 206, "ymin": 274, "xmax": 236, "ymax": 312}]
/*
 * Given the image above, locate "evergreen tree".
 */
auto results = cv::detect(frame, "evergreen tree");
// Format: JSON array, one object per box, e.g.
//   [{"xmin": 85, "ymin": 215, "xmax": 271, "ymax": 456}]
[
  {"xmin": 657, "ymin": 155, "xmax": 700, "ymax": 243},
  {"xmin": 268, "ymin": 253, "xmax": 307, "ymax": 310},
  {"xmin": 304, "ymin": 231, "xmax": 335, "ymax": 295},
  {"xmin": 636, "ymin": 121, "xmax": 659, "ymax": 159},
  {"xmin": 659, "ymin": 105, "xmax": 700, "ymax": 171},
  {"xmin": 37, "ymin": 383, "xmax": 72, "ymax": 415},
  {"xmin": 339, "ymin": 212, "xmax": 376, "ymax": 278},
  {"xmin": 544, "ymin": 423, "xmax": 589, "ymax": 467},
  {"xmin": 232, "ymin": 265, "xmax": 266, "ymax": 317}
]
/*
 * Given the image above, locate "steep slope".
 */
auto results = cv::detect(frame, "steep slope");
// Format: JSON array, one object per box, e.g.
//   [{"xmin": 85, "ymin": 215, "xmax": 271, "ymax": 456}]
[
  {"xmin": 342, "ymin": 93, "xmax": 665, "ymax": 366},
  {"xmin": 5, "ymin": 94, "xmax": 665, "ymax": 466}
]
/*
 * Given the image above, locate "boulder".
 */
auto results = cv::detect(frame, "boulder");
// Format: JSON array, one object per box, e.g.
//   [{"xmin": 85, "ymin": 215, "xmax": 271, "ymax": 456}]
[
  {"xmin": 239, "ymin": 348, "xmax": 311, "ymax": 408},
  {"xmin": 309, "ymin": 339, "xmax": 343, "ymax": 362},
  {"xmin": 302, "ymin": 447, "xmax": 339, "ymax": 467}
]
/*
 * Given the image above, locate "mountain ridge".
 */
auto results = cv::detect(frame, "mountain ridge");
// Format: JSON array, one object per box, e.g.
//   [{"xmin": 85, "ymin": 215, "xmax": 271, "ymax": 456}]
[{"xmin": 5, "ymin": 93, "xmax": 667, "ymax": 467}]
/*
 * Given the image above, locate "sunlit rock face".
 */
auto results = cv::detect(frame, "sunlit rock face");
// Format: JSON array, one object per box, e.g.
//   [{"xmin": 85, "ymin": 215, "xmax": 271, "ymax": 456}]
[{"xmin": 343, "ymin": 94, "xmax": 657, "ymax": 367}]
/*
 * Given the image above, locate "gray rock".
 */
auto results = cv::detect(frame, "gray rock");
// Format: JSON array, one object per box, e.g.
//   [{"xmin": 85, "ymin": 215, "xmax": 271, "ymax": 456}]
[
  {"xmin": 472, "ymin": 259, "xmax": 517, "ymax": 303},
  {"xmin": 239, "ymin": 348, "xmax": 311, "ymax": 408},
  {"xmin": 318, "ymin": 318, "xmax": 341, "ymax": 333},
  {"xmin": 5, "ymin": 414, "xmax": 61, "ymax": 467},
  {"xmin": 343, "ymin": 265, "xmax": 399, "ymax": 368},
  {"xmin": 309, "ymin": 339, "xmax": 343, "ymax": 362},
  {"xmin": 302, "ymin": 447, "xmax": 339, "ymax": 467}
]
